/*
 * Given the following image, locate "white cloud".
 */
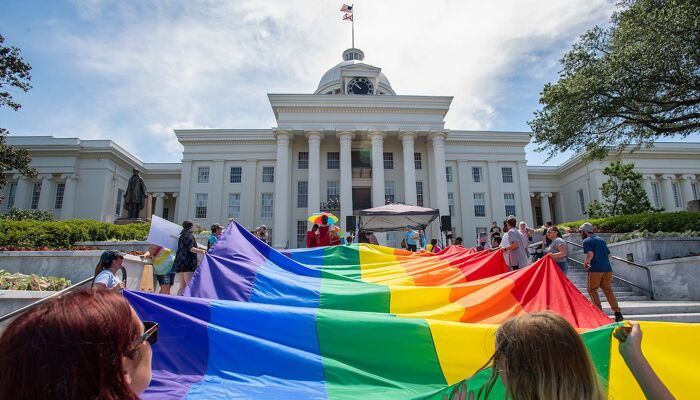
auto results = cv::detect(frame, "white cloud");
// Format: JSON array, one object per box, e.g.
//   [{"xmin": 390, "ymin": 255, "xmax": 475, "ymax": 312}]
[{"xmin": 15, "ymin": 0, "xmax": 617, "ymax": 163}]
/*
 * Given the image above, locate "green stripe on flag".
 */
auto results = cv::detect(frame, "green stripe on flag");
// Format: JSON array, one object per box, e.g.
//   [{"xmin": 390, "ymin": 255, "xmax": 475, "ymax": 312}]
[
  {"xmin": 320, "ymin": 245, "xmax": 391, "ymax": 313},
  {"xmin": 317, "ymin": 308, "xmax": 447, "ymax": 399}
]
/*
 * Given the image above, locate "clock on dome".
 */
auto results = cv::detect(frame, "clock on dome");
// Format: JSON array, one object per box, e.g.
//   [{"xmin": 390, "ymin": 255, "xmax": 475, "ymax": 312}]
[{"xmin": 347, "ymin": 77, "xmax": 374, "ymax": 95}]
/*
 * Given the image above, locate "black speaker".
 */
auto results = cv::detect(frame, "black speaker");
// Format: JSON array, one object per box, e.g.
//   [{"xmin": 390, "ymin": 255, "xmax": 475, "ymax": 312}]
[
  {"xmin": 346, "ymin": 215, "xmax": 357, "ymax": 232},
  {"xmin": 440, "ymin": 215, "xmax": 452, "ymax": 231}
]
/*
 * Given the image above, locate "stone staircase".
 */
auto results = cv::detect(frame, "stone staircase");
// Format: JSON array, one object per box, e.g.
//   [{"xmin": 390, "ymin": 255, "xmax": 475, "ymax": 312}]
[{"xmin": 566, "ymin": 250, "xmax": 700, "ymax": 323}]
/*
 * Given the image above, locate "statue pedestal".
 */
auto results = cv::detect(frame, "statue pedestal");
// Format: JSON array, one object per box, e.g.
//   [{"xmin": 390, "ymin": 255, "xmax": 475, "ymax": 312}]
[{"xmin": 116, "ymin": 217, "xmax": 149, "ymax": 225}]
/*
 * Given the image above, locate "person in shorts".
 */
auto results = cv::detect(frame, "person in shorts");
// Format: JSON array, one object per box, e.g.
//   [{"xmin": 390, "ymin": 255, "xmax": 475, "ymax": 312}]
[
  {"xmin": 142, "ymin": 245, "xmax": 175, "ymax": 295},
  {"xmin": 172, "ymin": 220, "xmax": 206, "ymax": 295}
]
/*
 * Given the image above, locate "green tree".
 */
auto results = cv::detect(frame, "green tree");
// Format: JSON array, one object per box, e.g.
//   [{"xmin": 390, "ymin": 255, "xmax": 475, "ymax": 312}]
[
  {"xmin": 1, "ymin": 33, "xmax": 36, "ymax": 202},
  {"xmin": 586, "ymin": 161, "xmax": 653, "ymax": 217},
  {"xmin": 529, "ymin": 0, "xmax": 700, "ymax": 160}
]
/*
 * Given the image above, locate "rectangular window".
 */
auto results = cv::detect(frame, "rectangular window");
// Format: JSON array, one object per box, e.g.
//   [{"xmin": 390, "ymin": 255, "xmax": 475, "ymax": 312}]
[
  {"xmin": 577, "ymin": 189, "xmax": 586, "ymax": 214},
  {"xmin": 261, "ymin": 193, "xmax": 273, "ymax": 218},
  {"xmin": 228, "ymin": 193, "xmax": 241, "ymax": 218},
  {"xmin": 296, "ymin": 221, "xmax": 307, "ymax": 248},
  {"xmin": 652, "ymin": 183, "xmax": 661, "ymax": 208},
  {"xmin": 262, "ymin": 166, "xmax": 275, "ymax": 183},
  {"xmin": 414, "ymin": 153, "xmax": 422, "ymax": 170},
  {"xmin": 472, "ymin": 167, "xmax": 482, "ymax": 183},
  {"xmin": 298, "ymin": 152, "xmax": 309, "ymax": 169},
  {"xmin": 416, "ymin": 181, "xmax": 424, "ymax": 207},
  {"xmin": 448, "ymin": 192, "xmax": 455, "ymax": 216},
  {"xmin": 230, "ymin": 167, "xmax": 242, "ymax": 183},
  {"xmin": 383, "ymin": 152, "xmax": 394, "ymax": 169},
  {"xmin": 197, "ymin": 167, "xmax": 210, "ymax": 183},
  {"xmin": 502, "ymin": 167, "xmax": 513, "ymax": 183},
  {"xmin": 195, "ymin": 193, "xmax": 208, "ymax": 219},
  {"xmin": 297, "ymin": 181, "xmax": 308, "ymax": 208},
  {"xmin": 446, "ymin": 166, "xmax": 453, "ymax": 183},
  {"xmin": 504, "ymin": 193, "xmax": 516, "ymax": 216},
  {"xmin": 692, "ymin": 183, "xmax": 699, "ymax": 200},
  {"xmin": 473, "ymin": 193, "xmax": 486, "ymax": 217},
  {"xmin": 115, "ymin": 189, "xmax": 124, "ymax": 215},
  {"xmin": 6, "ymin": 183, "xmax": 17, "ymax": 209},
  {"xmin": 476, "ymin": 227, "xmax": 488, "ymax": 244},
  {"xmin": 327, "ymin": 152, "xmax": 340, "ymax": 169},
  {"xmin": 385, "ymin": 181, "xmax": 395, "ymax": 204},
  {"xmin": 672, "ymin": 183, "xmax": 680, "ymax": 207},
  {"xmin": 54, "ymin": 183, "xmax": 65, "ymax": 209},
  {"xmin": 30, "ymin": 183, "xmax": 41, "ymax": 209},
  {"xmin": 327, "ymin": 181, "xmax": 339, "ymax": 202}
]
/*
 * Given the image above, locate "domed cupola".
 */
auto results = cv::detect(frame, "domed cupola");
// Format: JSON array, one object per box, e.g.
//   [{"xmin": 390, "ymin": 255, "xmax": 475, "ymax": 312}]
[{"xmin": 315, "ymin": 48, "xmax": 395, "ymax": 95}]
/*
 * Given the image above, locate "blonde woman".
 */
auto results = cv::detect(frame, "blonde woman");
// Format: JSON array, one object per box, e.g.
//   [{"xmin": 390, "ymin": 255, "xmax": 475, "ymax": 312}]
[{"xmin": 470, "ymin": 312, "xmax": 673, "ymax": 400}]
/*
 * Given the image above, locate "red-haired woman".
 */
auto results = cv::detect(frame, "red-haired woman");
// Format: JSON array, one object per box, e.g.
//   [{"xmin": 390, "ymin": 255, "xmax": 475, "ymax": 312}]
[{"xmin": 0, "ymin": 289, "xmax": 156, "ymax": 399}]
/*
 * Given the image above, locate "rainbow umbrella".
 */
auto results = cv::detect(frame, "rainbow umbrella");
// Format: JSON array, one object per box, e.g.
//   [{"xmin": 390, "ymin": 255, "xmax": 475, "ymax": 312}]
[{"xmin": 308, "ymin": 212, "xmax": 338, "ymax": 225}]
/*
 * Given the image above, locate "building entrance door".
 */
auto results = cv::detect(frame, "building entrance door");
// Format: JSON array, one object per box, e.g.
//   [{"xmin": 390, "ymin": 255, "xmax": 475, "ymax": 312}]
[{"xmin": 352, "ymin": 187, "xmax": 372, "ymax": 212}]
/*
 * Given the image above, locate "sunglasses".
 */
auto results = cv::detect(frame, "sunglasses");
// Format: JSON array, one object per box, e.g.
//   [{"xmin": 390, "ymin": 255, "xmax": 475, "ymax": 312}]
[{"xmin": 128, "ymin": 321, "xmax": 158, "ymax": 354}]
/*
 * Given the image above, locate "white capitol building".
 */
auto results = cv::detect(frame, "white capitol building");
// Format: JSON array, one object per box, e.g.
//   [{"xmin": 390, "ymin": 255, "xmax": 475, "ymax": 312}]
[{"xmin": 4, "ymin": 48, "xmax": 700, "ymax": 248}]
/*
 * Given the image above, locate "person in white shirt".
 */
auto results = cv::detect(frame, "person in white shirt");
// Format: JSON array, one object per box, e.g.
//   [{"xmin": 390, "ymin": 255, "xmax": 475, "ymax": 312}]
[{"xmin": 94, "ymin": 251, "xmax": 126, "ymax": 291}]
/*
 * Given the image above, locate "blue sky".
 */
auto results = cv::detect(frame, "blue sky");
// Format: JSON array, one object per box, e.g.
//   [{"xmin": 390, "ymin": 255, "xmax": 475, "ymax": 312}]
[{"xmin": 3, "ymin": 0, "xmax": 679, "ymax": 166}]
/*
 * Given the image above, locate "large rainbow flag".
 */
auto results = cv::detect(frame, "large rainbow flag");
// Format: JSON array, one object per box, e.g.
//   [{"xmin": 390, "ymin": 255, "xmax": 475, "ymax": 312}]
[{"xmin": 126, "ymin": 222, "xmax": 699, "ymax": 399}]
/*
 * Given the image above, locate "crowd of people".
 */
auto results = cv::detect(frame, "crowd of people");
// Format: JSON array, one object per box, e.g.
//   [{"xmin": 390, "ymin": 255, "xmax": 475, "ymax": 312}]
[
  {"xmin": 0, "ymin": 215, "xmax": 672, "ymax": 399},
  {"xmin": 0, "ymin": 290, "xmax": 673, "ymax": 399}
]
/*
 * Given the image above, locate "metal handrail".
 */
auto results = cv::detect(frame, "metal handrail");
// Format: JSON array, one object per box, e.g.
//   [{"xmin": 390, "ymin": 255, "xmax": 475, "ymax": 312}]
[
  {"xmin": 0, "ymin": 266, "xmax": 128, "ymax": 324},
  {"xmin": 564, "ymin": 239, "xmax": 655, "ymax": 300},
  {"xmin": 566, "ymin": 257, "xmax": 653, "ymax": 297}
]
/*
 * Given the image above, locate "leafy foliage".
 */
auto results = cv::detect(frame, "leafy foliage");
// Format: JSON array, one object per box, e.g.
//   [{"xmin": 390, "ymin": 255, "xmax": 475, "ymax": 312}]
[
  {"xmin": 0, "ymin": 33, "xmax": 36, "ymax": 202},
  {"xmin": 585, "ymin": 161, "xmax": 654, "ymax": 217},
  {"xmin": 560, "ymin": 211, "xmax": 700, "ymax": 233},
  {"xmin": 608, "ymin": 230, "xmax": 700, "ymax": 243},
  {"xmin": 0, "ymin": 219, "xmax": 150, "ymax": 248},
  {"xmin": 0, "ymin": 207, "xmax": 55, "ymax": 221},
  {"xmin": 529, "ymin": 0, "xmax": 700, "ymax": 160},
  {"xmin": 0, "ymin": 270, "xmax": 72, "ymax": 291}
]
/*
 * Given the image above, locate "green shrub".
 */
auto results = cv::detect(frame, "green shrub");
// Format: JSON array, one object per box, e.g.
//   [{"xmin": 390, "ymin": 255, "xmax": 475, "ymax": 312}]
[
  {"xmin": 0, "ymin": 208, "xmax": 55, "ymax": 221},
  {"xmin": 560, "ymin": 211, "xmax": 700, "ymax": 233},
  {"xmin": 0, "ymin": 219, "xmax": 150, "ymax": 248}
]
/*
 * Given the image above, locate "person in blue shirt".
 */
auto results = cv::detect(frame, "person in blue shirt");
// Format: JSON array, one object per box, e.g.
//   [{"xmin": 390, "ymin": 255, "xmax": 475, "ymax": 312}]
[
  {"xmin": 404, "ymin": 226, "xmax": 418, "ymax": 252},
  {"xmin": 208, "ymin": 224, "xmax": 223, "ymax": 250},
  {"xmin": 580, "ymin": 222, "xmax": 624, "ymax": 322}
]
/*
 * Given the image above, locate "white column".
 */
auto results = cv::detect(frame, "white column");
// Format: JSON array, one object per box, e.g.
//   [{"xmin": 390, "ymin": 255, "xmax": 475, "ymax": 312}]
[
  {"xmin": 517, "ymin": 161, "xmax": 534, "ymax": 226},
  {"xmin": 487, "ymin": 161, "xmax": 503, "ymax": 222},
  {"xmin": 660, "ymin": 174, "xmax": 677, "ymax": 210},
  {"xmin": 680, "ymin": 175, "xmax": 696, "ymax": 208},
  {"xmin": 12, "ymin": 175, "xmax": 32, "ymax": 209},
  {"xmin": 306, "ymin": 131, "xmax": 322, "ymax": 215},
  {"xmin": 154, "ymin": 193, "xmax": 165, "ymax": 218},
  {"xmin": 642, "ymin": 175, "xmax": 655, "ymax": 205},
  {"xmin": 370, "ymin": 131, "xmax": 386, "ymax": 207},
  {"xmin": 539, "ymin": 193, "xmax": 552, "ymax": 225},
  {"xmin": 60, "ymin": 174, "xmax": 78, "ymax": 220},
  {"xmin": 37, "ymin": 175, "xmax": 53, "ymax": 210},
  {"xmin": 171, "ymin": 192, "xmax": 179, "ymax": 222},
  {"xmin": 209, "ymin": 160, "xmax": 225, "ymax": 223},
  {"xmin": 177, "ymin": 161, "xmax": 193, "ymax": 220},
  {"xmin": 457, "ymin": 161, "xmax": 472, "ymax": 239},
  {"xmin": 273, "ymin": 131, "xmax": 291, "ymax": 248},
  {"xmin": 400, "ymin": 132, "xmax": 418, "ymax": 205},
  {"xmin": 338, "ymin": 131, "xmax": 353, "ymax": 230},
  {"xmin": 430, "ymin": 132, "xmax": 449, "ymax": 215}
]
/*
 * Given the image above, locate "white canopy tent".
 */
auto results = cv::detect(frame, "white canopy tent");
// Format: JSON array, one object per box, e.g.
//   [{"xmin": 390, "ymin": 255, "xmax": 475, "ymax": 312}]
[{"xmin": 358, "ymin": 204, "xmax": 440, "ymax": 233}]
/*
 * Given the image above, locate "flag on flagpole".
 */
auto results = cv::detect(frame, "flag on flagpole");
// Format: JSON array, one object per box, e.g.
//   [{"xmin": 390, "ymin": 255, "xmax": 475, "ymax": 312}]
[
  {"xmin": 340, "ymin": 4, "xmax": 353, "ymax": 13},
  {"xmin": 343, "ymin": 13, "xmax": 353, "ymax": 21}
]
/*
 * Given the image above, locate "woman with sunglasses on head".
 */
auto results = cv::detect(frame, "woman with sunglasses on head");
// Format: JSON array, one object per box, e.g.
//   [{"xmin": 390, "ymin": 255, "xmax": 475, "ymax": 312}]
[{"xmin": 0, "ymin": 289, "xmax": 157, "ymax": 399}]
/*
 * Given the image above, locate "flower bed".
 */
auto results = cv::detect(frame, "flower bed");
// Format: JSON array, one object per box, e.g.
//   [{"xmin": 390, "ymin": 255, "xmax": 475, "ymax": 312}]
[{"xmin": 0, "ymin": 270, "xmax": 71, "ymax": 291}]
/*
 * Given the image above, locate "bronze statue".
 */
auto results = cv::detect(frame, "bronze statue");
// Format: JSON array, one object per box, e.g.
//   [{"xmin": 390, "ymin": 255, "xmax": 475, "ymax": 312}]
[{"xmin": 123, "ymin": 169, "xmax": 147, "ymax": 219}]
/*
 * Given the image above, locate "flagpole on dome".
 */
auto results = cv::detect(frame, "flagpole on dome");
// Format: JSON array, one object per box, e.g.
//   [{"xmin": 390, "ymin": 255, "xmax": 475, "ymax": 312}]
[{"xmin": 351, "ymin": 3, "xmax": 354, "ymax": 48}]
